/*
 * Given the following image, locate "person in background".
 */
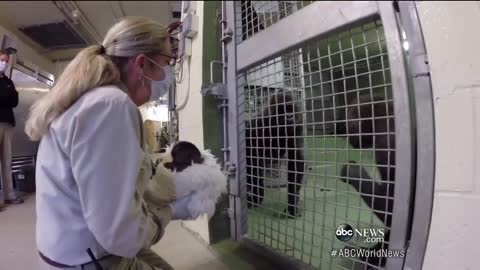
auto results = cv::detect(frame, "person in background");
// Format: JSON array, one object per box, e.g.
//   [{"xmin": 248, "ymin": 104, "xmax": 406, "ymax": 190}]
[
  {"xmin": 0, "ymin": 49, "xmax": 24, "ymax": 210},
  {"xmin": 25, "ymin": 17, "xmax": 197, "ymax": 269}
]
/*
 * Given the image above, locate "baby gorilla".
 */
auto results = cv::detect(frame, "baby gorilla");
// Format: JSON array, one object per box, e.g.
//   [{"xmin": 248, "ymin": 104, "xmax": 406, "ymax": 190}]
[
  {"xmin": 163, "ymin": 141, "xmax": 204, "ymax": 172},
  {"xmin": 145, "ymin": 141, "xmax": 227, "ymax": 219}
]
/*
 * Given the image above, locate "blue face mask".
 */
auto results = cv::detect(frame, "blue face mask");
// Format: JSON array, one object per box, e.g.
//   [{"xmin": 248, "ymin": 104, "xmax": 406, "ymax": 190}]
[
  {"xmin": 0, "ymin": 60, "xmax": 7, "ymax": 74},
  {"xmin": 143, "ymin": 57, "xmax": 175, "ymax": 102}
]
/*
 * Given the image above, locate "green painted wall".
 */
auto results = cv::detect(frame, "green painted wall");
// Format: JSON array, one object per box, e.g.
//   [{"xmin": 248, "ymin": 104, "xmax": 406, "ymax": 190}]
[{"xmin": 201, "ymin": 0, "xmax": 231, "ymax": 244}]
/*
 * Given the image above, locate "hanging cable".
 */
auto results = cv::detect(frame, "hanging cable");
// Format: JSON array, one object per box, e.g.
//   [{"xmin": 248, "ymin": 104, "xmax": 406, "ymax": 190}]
[
  {"xmin": 175, "ymin": 58, "xmax": 185, "ymax": 84},
  {"xmin": 175, "ymin": 56, "xmax": 191, "ymax": 112}
]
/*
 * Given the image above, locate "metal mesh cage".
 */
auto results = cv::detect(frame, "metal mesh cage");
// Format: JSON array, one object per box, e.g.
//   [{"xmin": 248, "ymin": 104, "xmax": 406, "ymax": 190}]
[
  {"xmin": 237, "ymin": 19, "xmax": 395, "ymax": 269},
  {"xmin": 236, "ymin": 1, "xmax": 314, "ymax": 43}
]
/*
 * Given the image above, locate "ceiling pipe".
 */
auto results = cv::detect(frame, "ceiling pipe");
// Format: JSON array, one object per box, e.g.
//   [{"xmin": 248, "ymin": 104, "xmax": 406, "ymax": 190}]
[
  {"xmin": 66, "ymin": 1, "xmax": 102, "ymax": 42},
  {"xmin": 110, "ymin": 1, "xmax": 126, "ymax": 20}
]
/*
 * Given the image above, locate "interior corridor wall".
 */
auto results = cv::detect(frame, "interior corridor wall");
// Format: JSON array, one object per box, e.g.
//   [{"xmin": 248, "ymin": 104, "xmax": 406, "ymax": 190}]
[
  {"xmin": 175, "ymin": 1, "xmax": 211, "ymax": 244},
  {"xmin": 0, "ymin": 25, "xmax": 55, "ymax": 75},
  {"xmin": 416, "ymin": 2, "xmax": 480, "ymax": 269}
]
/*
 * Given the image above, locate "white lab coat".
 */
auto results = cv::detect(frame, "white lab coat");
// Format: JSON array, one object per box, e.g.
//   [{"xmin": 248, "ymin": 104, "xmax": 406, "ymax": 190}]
[{"xmin": 35, "ymin": 85, "xmax": 171, "ymax": 265}]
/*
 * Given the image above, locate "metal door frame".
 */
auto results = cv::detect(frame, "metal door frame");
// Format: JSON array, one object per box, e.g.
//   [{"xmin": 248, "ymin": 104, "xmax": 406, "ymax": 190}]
[
  {"xmin": 397, "ymin": 2, "xmax": 435, "ymax": 270},
  {"xmin": 222, "ymin": 1, "xmax": 433, "ymax": 269}
]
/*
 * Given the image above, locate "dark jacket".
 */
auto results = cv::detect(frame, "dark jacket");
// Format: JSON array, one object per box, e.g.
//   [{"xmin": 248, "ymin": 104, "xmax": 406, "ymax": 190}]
[{"xmin": 0, "ymin": 74, "xmax": 18, "ymax": 126}]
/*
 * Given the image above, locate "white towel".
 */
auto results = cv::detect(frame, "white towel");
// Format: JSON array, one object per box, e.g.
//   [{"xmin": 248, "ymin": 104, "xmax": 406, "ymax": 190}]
[{"xmin": 145, "ymin": 145, "xmax": 228, "ymax": 219}]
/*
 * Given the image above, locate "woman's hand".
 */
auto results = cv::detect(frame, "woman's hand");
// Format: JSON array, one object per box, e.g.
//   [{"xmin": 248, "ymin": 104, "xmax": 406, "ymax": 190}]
[{"xmin": 169, "ymin": 192, "xmax": 199, "ymax": 220}]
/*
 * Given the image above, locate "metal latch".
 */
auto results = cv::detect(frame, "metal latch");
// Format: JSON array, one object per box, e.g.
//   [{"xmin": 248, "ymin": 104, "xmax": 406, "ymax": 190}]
[
  {"xmin": 201, "ymin": 83, "xmax": 227, "ymax": 99},
  {"xmin": 201, "ymin": 60, "xmax": 227, "ymax": 99}
]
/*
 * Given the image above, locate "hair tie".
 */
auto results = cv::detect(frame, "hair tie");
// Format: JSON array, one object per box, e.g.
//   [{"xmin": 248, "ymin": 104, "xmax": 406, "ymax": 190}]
[{"xmin": 99, "ymin": 45, "xmax": 106, "ymax": 54}]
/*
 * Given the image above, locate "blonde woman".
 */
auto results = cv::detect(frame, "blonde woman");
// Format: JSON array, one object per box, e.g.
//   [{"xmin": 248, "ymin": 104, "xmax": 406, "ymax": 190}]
[{"xmin": 26, "ymin": 17, "xmax": 197, "ymax": 270}]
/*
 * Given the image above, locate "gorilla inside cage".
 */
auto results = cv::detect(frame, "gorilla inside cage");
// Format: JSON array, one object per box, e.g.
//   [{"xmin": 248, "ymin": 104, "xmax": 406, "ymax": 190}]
[{"xmin": 238, "ymin": 18, "xmax": 395, "ymax": 270}]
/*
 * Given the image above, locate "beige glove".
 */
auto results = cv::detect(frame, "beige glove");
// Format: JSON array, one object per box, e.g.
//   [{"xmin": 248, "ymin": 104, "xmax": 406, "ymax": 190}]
[{"xmin": 144, "ymin": 152, "xmax": 176, "ymax": 208}]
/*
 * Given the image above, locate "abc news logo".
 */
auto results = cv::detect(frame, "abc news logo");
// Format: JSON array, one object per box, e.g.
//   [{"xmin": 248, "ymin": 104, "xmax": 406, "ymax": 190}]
[{"xmin": 335, "ymin": 224, "xmax": 385, "ymax": 243}]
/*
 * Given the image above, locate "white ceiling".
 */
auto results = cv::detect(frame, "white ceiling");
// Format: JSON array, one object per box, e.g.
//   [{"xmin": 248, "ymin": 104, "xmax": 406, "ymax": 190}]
[
  {"xmin": 75, "ymin": 1, "xmax": 174, "ymax": 39},
  {"xmin": 0, "ymin": 1, "xmax": 64, "ymax": 27},
  {"xmin": 0, "ymin": 1, "xmax": 178, "ymax": 61}
]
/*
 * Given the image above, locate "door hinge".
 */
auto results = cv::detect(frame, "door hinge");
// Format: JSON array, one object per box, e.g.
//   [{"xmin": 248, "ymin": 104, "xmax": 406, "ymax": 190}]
[
  {"xmin": 221, "ymin": 28, "xmax": 233, "ymax": 43},
  {"xmin": 226, "ymin": 163, "xmax": 236, "ymax": 176},
  {"xmin": 223, "ymin": 207, "xmax": 235, "ymax": 219}
]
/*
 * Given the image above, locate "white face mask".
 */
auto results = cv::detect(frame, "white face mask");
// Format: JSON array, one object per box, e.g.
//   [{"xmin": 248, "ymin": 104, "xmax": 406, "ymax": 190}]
[
  {"xmin": 0, "ymin": 61, "xmax": 7, "ymax": 73},
  {"xmin": 143, "ymin": 57, "xmax": 175, "ymax": 102}
]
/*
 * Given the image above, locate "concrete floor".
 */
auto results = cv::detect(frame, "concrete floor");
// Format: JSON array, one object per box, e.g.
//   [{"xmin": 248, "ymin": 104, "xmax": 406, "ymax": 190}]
[{"xmin": 0, "ymin": 194, "xmax": 228, "ymax": 270}]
